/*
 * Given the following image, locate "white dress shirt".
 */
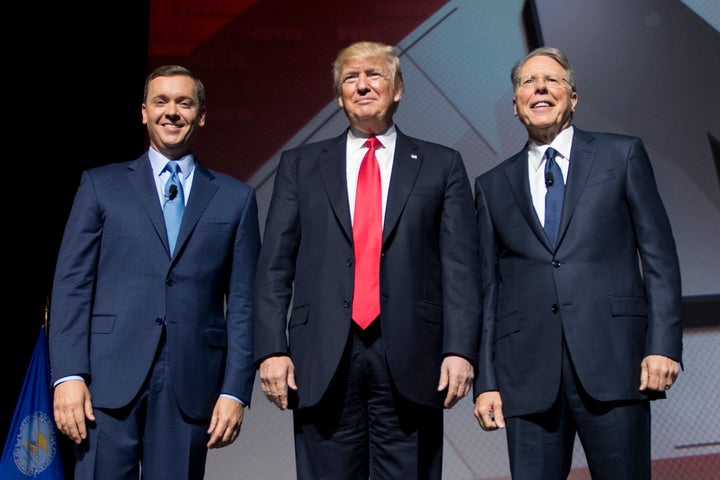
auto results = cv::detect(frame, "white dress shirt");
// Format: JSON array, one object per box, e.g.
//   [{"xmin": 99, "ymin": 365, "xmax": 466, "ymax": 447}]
[
  {"xmin": 528, "ymin": 125, "xmax": 573, "ymax": 226},
  {"xmin": 346, "ymin": 125, "xmax": 396, "ymax": 227}
]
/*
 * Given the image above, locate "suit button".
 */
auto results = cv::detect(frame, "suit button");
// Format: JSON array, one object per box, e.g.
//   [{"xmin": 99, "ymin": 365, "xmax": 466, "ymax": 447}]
[
  {"xmin": 166, "ymin": 278, "xmax": 174, "ymax": 286},
  {"xmin": 346, "ymin": 259, "xmax": 353, "ymax": 267},
  {"xmin": 551, "ymin": 304, "xmax": 559, "ymax": 313},
  {"xmin": 343, "ymin": 301, "xmax": 351, "ymax": 308},
  {"xmin": 552, "ymin": 260, "xmax": 561, "ymax": 268},
  {"xmin": 155, "ymin": 318, "xmax": 164, "ymax": 325}
]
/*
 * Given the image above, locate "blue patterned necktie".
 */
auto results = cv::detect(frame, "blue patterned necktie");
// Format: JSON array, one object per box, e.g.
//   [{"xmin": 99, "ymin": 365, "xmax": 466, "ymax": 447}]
[
  {"xmin": 543, "ymin": 147, "xmax": 564, "ymax": 246},
  {"xmin": 163, "ymin": 161, "xmax": 185, "ymax": 256}
]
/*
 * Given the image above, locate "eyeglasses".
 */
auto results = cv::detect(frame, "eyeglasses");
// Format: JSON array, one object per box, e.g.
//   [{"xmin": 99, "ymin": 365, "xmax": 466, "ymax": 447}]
[{"xmin": 516, "ymin": 75, "xmax": 570, "ymax": 90}]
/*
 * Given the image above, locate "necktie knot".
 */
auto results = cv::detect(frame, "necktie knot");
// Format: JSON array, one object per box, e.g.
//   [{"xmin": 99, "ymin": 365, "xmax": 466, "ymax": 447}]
[
  {"xmin": 544, "ymin": 147, "xmax": 557, "ymax": 173},
  {"xmin": 364, "ymin": 136, "xmax": 381, "ymax": 150},
  {"xmin": 164, "ymin": 162, "xmax": 183, "ymax": 203},
  {"xmin": 165, "ymin": 161, "xmax": 181, "ymax": 175}
]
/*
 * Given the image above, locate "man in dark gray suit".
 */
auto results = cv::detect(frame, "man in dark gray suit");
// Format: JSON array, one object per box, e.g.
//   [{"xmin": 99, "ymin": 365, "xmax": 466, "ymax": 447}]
[
  {"xmin": 473, "ymin": 46, "xmax": 683, "ymax": 480},
  {"xmin": 254, "ymin": 41, "xmax": 481, "ymax": 479},
  {"xmin": 49, "ymin": 65, "xmax": 260, "ymax": 479}
]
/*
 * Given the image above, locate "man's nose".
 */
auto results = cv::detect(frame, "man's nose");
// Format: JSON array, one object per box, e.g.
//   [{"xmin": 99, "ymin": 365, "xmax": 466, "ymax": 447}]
[
  {"xmin": 165, "ymin": 102, "xmax": 180, "ymax": 116},
  {"xmin": 356, "ymin": 74, "xmax": 370, "ymax": 91},
  {"xmin": 535, "ymin": 78, "xmax": 553, "ymax": 91}
]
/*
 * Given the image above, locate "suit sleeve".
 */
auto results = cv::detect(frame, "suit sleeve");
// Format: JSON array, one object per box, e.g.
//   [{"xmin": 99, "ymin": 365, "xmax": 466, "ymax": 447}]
[
  {"xmin": 224, "ymin": 186, "xmax": 261, "ymax": 405},
  {"xmin": 624, "ymin": 138, "xmax": 683, "ymax": 361},
  {"xmin": 473, "ymin": 176, "xmax": 499, "ymax": 395},
  {"xmin": 254, "ymin": 151, "xmax": 300, "ymax": 363},
  {"xmin": 439, "ymin": 151, "xmax": 483, "ymax": 365},
  {"xmin": 49, "ymin": 170, "xmax": 102, "ymax": 383}
]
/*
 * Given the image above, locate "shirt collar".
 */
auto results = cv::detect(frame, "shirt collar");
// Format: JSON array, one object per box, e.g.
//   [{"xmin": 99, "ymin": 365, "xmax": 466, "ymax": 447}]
[
  {"xmin": 528, "ymin": 125, "xmax": 574, "ymax": 171},
  {"xmin": 149, "ymin": 147, "xmax": 196, "ymax": 177},
  {"xmin": 347, "ymin": 124, "xmax": 397, "ymax": 152}
]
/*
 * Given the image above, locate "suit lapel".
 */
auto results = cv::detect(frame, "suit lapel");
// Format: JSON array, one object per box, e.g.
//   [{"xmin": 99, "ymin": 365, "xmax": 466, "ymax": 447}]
[
  {"xmin": 504, "ymin": 149, "xmax": 549, "ymax": 247},
  {"xmin": 383, "ymin": 131, "xmax": 422, "ymax": 245},
  {"xmin": 174, "ymin": 162, "xmax": 219, "ymax": 258},
  {"xmin": 126, "ymin": 154, "xmax": 169, "ymax": 251},
  {"xmin": 559, "ymin": 129, "xmax": 597, "ymax": 244},
  {"xmin": 319, "ymin": 133, "xmax": 353, "ymax": 243}
]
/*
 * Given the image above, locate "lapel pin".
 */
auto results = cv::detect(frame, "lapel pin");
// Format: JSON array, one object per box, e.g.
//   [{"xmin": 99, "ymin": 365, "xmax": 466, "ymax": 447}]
[{"xmin": 411, "ymin": 154, "xmax": 418, "ymax": 159}]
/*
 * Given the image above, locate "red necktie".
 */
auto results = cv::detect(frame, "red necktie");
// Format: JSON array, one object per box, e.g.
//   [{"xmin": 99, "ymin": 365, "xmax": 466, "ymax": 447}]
[{"xmin": 352, "ymin": 136, "xmax": 382, "ymax": 329}]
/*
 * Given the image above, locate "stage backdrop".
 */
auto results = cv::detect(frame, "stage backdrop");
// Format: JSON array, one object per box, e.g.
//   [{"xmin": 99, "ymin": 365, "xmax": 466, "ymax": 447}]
[{"xmin": 147, "ymin": 0, "xmax": 719, "ymax": 478}]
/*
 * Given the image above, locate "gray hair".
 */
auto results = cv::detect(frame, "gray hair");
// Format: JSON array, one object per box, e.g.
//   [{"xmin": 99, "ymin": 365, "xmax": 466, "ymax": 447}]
[{"xmin": 510, "ymin": 46, "xmax": 577, "ymax": 92}]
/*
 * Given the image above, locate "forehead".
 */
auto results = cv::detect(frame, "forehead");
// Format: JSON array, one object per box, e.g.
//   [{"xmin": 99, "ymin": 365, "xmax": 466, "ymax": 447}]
[
  {"xmin": 519, "ymin": 55, "xmax": 565, "ymax": 75},
  {"xmin": 341, "ymin": 56, "xmax": 387, "ymax": 73},
  {"xmin": 148, "ymin": 75, "xmax": 196, "ymax": 97}
]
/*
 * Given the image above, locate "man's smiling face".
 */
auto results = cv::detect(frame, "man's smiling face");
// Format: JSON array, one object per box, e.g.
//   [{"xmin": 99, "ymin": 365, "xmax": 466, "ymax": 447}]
[{"xmin": 513, "ymin": 55, "xmax": 577, "ymax": 144}]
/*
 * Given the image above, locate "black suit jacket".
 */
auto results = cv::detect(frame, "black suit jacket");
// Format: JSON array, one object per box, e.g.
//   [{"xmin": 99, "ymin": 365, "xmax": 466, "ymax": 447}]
[
  {"xmin": 473, "ymin": 127, "xmax": 683, "ymax": 418},
  {"xmin": 255, "ymin": 127, "xmax": 482, "ymax": 409}
]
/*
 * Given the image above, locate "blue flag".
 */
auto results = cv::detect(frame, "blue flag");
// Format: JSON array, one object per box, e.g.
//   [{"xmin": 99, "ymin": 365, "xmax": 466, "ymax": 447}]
[{"xmin": 1, "ymin": 327, "xmax": 64, "ymax": 479}]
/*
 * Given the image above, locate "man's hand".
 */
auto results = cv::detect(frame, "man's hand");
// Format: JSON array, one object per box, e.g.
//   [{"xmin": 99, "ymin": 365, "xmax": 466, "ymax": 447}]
[
  {"xmin": 640, "ymin": 354, "xmax": 680, "ymax": 393},
  {"xmin": 474, "ymin": 391, "xmax": 505, "ymax": 430},
  {"xmin": 437, "ymin": 355, "xmax": 474, "ymax": 408},
  {"xmin": 53, "ymin": 379, "xmax": 94, "ymax": 444},
  {"xmin": 207, "ymin": 396, "xmax": 244, "ymax": 449},
  {"xmin": 259, "ymin": 355, "xmax": 297, "ymax": 410}
]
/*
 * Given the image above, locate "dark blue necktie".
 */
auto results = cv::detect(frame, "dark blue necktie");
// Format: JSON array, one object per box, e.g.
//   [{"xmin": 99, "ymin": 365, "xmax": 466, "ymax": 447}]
[
  {"xmin": 543, "ymin": 147, "xmax": 564, "ymax": 246},
  {"xmin": 163, "ymin": 162, "xmax": 185, "ymax": 256}
]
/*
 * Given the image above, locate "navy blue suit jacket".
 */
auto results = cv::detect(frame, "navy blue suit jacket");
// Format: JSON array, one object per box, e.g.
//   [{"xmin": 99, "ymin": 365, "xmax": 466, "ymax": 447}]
[
  {"xmin": 254, "ymin": 128, "xmax": 482, "ymax": 409},
  {"xmin": 49, "ymin": 152, "xmax": 260, "ymax": 418},
  {"xmin": 473, "ymin": 127, "xmax": 683, "ymax": 418}
]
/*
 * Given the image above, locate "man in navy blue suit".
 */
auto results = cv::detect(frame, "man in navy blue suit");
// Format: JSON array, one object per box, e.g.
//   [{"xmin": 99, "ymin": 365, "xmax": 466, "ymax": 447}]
[
  {"xmin": 49, "ymin": 65, "xmax": 260, "ymax": 479},
  {"xmin": 473, "ymin": 47, "xmax": 683, "ymax": 479},
  {"xmin": 254, "ymin": 41, "xmax": 481, "ymax": 479}
]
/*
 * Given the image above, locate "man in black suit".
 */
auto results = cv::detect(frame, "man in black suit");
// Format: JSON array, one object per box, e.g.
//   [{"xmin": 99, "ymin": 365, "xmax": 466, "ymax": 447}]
[
  {"xmin": 472, "ymin": 46, "xmax": 683, "ymax": 479},
  {"xmin": 254, "ymin": 41, "xmax": 481, "ymax": 479}
]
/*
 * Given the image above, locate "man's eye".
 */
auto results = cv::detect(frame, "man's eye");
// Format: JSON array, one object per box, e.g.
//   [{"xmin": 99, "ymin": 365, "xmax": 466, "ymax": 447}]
[
  {"xmin": 343, "ymin": 76, "xmax": 358, "ymax": 84},
  {"xmin": 546, "ymin": 77, "xmax": 559, "ymax": 85}
]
